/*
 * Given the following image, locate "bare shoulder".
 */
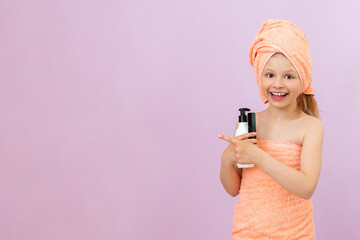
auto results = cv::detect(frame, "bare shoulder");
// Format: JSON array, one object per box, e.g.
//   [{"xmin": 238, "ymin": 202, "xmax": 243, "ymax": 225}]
[
  {"xmin": 302, "ymin": 115, "xmax": 324, "ymax": 132},
  {"xmin": 256, "ymin": 110, "xmax": 266, "ymax": 119},
  {"xmin": 301, "ymin": 115, "xmax": 324, "ymax": 145},
  {"xmin": 255, "ymin": 110, "xmax": 267, "ymax": 127}
]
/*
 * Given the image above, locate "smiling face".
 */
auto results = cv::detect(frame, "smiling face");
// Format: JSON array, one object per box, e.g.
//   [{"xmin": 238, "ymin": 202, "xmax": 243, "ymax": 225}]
[{"xmin": 260, "ymin": 53, "xmax": 302, "ymax": 109}]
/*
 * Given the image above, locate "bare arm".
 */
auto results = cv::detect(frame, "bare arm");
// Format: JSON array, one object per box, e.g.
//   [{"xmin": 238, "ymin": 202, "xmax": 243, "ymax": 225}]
[
  {"xmin": 252, "ymin": 118, "xmax": 324, "ymax": 199},
  {"xmin": 219, "ymin": 122, "xmax": 243, "ymax": 197}
]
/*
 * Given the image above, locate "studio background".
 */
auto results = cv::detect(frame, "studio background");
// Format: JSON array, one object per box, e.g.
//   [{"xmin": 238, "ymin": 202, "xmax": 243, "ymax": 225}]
[{"xmin": 1, "ymin": 0, "xmax": 359, "ymax": 239}]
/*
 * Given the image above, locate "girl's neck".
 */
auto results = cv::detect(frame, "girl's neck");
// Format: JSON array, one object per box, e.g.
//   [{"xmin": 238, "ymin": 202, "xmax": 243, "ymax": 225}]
[{"xmin": 264, "ymin": 104, "xmax": 304, "ymax": 122}]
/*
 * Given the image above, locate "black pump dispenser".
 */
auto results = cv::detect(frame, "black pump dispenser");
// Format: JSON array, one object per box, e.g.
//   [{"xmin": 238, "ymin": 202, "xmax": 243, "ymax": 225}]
[{"xmin": 239, "ymin": 108, "xmax": 251, "ymax": 122}]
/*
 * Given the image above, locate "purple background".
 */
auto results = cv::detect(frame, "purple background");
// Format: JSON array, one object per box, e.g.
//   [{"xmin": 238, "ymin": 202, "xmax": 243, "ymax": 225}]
[{"xmin": 1, "ymin": 0, "xmax": 359, "ymax": 239}]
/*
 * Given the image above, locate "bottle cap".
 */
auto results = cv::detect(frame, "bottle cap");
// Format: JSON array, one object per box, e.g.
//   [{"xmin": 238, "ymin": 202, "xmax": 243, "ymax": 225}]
[
  {"xmin": 247, "ymin": 112, "xmax": 256, "ymax": 139},
  {"xmin": 248, "ymin": 112, "xmax": 256, "ymax": 129}
]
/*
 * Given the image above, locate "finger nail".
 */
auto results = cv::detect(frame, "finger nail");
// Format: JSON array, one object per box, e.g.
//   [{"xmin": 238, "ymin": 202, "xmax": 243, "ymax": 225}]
[{"xmin": 217, "ymin": 134, "xmax": 221, "ymax": 138}]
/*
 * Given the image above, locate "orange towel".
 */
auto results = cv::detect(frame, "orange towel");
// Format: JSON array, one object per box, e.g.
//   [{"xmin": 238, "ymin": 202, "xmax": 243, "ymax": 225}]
[
  {"xmin": 232, "ymin": 140, "xmax": 315, "ymax": 239},
  {"xmin": 249, "ymin": 19, "xmax": 314, "ymax": 104}
]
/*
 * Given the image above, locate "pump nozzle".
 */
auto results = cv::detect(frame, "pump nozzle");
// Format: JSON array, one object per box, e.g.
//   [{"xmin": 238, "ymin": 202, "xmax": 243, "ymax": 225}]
[{"xmin": 239, "ymin": 108, "xmax": 251, "ymax": 122}]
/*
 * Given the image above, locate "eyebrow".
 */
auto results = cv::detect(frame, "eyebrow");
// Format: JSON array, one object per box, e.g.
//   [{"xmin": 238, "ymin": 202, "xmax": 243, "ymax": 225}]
[{"xmin": 263, "ymin": 68, "xmax": 297, "ymax": 74}]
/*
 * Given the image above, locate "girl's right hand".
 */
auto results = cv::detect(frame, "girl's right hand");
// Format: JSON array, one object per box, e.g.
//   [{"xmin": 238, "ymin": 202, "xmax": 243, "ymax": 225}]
[{"xmin": 218, "ymin": 132, "xmax": 257, "ymax": 167}]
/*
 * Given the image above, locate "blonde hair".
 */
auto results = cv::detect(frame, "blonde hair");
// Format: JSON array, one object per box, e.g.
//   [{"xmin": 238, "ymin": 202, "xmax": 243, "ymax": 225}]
[{"xmin": 297, "ymin": 93, "xmax": 319, "ymax": 118}]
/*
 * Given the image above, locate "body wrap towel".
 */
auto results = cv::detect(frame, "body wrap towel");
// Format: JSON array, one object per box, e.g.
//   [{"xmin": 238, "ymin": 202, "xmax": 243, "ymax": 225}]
[{"xmin": 249, "ymin": 19, "xmax": 315, "ymax": 103}]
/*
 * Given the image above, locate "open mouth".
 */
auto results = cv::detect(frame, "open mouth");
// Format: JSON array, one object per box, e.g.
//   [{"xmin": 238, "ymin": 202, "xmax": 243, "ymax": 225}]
[{"xmin": 270, "ymin": 92, "xmax": 288, "ymax": 96}]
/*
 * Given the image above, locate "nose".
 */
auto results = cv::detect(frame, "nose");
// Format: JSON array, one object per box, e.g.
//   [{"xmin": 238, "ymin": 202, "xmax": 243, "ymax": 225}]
[{"xmin": 273, "ymin": 77, "xmax": 284, "ymax": 88}]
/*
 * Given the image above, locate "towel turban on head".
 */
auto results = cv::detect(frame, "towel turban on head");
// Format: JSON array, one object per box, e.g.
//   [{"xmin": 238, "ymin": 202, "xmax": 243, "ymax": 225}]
[{"xmin": 249, "ymin": 19, "xmax": 314, "ymax": 103}]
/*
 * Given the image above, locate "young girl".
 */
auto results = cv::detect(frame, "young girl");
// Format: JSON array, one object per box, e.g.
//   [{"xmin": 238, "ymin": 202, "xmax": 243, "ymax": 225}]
[{"xmin": 217, "ymin": 19, "xmax": 324, "ymax": 239}]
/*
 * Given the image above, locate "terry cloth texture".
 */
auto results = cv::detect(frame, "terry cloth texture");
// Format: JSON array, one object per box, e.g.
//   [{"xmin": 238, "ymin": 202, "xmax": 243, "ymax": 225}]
[
  {"xmin": 249, "ymin": 19, "xmax": 314, "ymax": 103},
  {"xmin": 232, "ymin": 140, "xmax": 315, "ymax": 240}
]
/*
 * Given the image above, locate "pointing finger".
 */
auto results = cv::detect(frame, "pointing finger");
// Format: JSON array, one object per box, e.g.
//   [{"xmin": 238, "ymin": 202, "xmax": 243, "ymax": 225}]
[
  {"xmin": 217, "ymin": 134, "xmax": 235, "ymax": 143},
  {"xmin": 234, "ymin": 132, "xmax": 257, "ymax": 140}
]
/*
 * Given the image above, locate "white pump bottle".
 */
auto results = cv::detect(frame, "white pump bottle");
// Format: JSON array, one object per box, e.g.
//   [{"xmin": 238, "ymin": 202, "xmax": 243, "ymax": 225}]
[{"xmin": 235, "ymin": 108, "xmax": 254, "ymax": 168}]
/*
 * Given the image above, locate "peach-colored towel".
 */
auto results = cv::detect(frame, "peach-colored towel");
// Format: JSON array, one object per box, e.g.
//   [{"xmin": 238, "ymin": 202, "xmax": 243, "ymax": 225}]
[
  {"xmin": 232, "ymin": 140, "xmax": 315, "ymax": 239},
  {"xmin": 249, "ymin": 19, "xmax": 314, "ymax": 104}
]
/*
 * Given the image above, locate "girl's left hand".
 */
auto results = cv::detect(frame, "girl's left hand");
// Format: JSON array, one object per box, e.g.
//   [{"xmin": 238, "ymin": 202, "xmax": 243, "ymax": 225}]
[{"xmin": 217, "ymin": 134, "xmax": 259, "ymax": 165}]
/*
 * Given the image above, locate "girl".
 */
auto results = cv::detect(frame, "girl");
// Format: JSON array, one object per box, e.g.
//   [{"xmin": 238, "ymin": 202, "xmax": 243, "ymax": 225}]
[{"xmin": 218, "ymin": 19, "xmax": 323, "ymax": 239}]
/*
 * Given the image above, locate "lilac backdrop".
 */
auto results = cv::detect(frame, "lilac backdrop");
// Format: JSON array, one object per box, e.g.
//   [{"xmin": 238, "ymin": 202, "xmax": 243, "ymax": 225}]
[{"xmin": 1, "ymin": 0, "xmax": 359, "ymax": 239}]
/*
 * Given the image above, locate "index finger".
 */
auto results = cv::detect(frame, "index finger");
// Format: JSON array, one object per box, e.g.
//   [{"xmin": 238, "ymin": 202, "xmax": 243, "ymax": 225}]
[
  {"xmin": 217, "ymin": 134, "xmax": 235, "ymax": 144},
  {"xmin": 234, "ymin": 132, "xmax": 257, "ymax": 140}
]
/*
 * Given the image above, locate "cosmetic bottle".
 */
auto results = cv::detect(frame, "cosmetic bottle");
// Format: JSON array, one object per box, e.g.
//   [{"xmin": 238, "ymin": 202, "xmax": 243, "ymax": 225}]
[
  {"xmin": 248, "ymin": 112, "xmax": 256, "ymax": 139},
  {"xmin": 235, "ymin": 108, "xmax": 255, "ymax": 168}
]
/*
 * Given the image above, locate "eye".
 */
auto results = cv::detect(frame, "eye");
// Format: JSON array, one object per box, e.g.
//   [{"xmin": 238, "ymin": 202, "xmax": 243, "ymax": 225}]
[
  {"xmin": 265, "ymin": 73, "xmax": 273, "ymax": 78},
  {"xmin": 285, "ymin": 75, "xmax": 294, "ymax": 79}
]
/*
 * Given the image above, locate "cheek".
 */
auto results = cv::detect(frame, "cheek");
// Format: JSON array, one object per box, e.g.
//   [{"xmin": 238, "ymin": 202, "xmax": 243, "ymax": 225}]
[
  {"xmin": 260, "ymin": 77, "xmax": 271, "ymax": 91},
  {"xmin": 289, "ymin": 81, "xmax": 302, "ymax": 95}
]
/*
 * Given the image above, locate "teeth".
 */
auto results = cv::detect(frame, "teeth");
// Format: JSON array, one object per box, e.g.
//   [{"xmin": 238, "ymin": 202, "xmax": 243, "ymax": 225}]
[{"xmin": 272, "ymin": 92, "xmax": 287, "ymax": 96}]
